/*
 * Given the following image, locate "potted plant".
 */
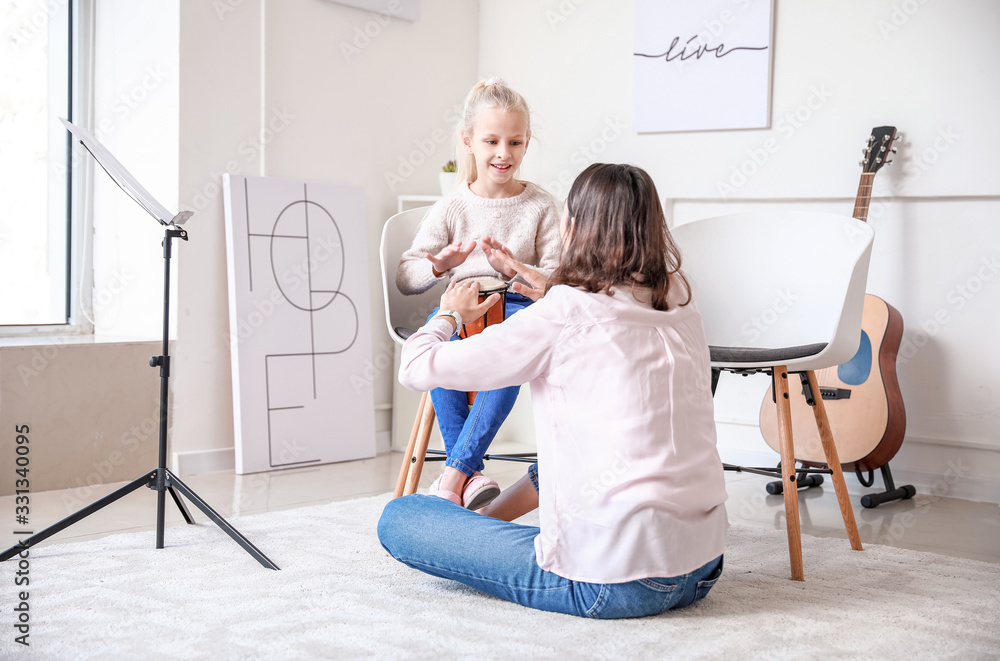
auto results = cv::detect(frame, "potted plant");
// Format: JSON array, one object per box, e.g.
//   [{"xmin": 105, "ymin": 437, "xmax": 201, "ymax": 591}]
[{"xmin": 439, "ymin": 160, "xmax": 457, "ymax": 196}]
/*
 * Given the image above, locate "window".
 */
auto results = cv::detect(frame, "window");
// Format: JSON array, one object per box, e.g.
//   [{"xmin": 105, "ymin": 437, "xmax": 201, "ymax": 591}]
[{"xmin": 1, "ymin": 1, "xmax": 89, "ymax": 331}]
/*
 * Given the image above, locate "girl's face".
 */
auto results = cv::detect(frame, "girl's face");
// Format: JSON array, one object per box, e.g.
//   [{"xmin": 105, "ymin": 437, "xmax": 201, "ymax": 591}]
[{"xmin": 463, "ymin": 107, "xmax": 529, "ymax": 197}]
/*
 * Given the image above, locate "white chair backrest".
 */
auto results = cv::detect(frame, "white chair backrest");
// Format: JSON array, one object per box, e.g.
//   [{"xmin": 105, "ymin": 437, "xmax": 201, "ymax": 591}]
[
  {"xmin": 380, "ymin": 206, "xmax": 446, "ymax": 345},
  {"xmin": 671, "ymin": 211, "xmax": 875, "ymax": 371}
]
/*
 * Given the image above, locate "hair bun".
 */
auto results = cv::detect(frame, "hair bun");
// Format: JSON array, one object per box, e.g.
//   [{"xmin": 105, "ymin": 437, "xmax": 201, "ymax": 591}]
[{"xmin": 484, "ymin": 76, "xmax": 506, "ymax": 87}]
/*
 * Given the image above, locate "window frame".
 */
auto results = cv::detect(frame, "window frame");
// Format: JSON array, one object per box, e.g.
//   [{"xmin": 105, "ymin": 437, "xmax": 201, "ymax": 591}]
[{"xmin": 0, "ymin": 0, "xmax": 95, "ymax": 338}]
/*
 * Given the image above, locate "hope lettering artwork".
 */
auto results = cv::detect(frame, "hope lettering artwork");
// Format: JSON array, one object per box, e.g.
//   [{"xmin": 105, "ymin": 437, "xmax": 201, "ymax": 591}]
[
  {"xmin": 223, "ymin": 175, "xmax": 375, "ymax": 474},
  {"xmin": 633, "ymin": 0, "xmax": 774, "ymax": 133}
]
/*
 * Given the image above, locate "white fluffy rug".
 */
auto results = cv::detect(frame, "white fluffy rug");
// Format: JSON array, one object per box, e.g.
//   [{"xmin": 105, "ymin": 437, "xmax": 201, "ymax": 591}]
[{"xmin": 2, "ymin": 492, "xmax": 998, "ymax": 660}]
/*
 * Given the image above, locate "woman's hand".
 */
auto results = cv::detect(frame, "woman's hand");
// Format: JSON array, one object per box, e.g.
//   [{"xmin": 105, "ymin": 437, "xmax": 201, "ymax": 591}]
[
  {"xmin": 438, "ymin": 280, "xmax": 501, "ymax": 328},
  {"xmin": 495, "ymin": 252, "xmax": 548, "ymax": 302},
  {"xmin": 426, "ymin": 240, "xmax": 476, "ymax": 277},
  {"xmin": 480, "ymin": 236, "xmax": 516, "ymax": 279}
]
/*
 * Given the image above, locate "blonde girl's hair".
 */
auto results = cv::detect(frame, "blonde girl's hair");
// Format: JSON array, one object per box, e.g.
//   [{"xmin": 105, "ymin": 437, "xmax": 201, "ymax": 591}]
[{"xmin": 454, "ymin": 77, "xmax": 532, "ymax": 186}]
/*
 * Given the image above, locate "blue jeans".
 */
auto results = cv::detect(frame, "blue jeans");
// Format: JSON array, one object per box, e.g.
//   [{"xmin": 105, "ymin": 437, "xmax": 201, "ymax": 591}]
[
  {"xmin": 378, "ymin": 494, "xmax": 724, "ymax": 619},
  {"xmin": 427, "ymin": 293, "xmax": 532, "ymax": 477}
]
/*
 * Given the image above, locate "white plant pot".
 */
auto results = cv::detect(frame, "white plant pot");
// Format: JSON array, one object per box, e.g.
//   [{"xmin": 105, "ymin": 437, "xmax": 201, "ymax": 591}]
[{"xmin": 439, "ymin": 171, "xmax": 458, "ymax": 197}]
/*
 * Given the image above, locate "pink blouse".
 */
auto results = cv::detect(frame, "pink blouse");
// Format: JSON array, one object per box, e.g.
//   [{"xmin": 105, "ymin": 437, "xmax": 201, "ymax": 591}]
[{"xmin": 398, "ymin": 282, "xmax": 728, "ymax": 583}]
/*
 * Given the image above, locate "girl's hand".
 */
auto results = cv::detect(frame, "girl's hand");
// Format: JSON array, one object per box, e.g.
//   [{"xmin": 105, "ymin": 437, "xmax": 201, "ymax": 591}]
[
  {"xmin": 480, "ymin": 236, "xmax": 517, "ymax": 279},
  {"xmin": 427, "ymin": 240, "xmax": 476, "ymax": 277},
  {"xmin": 495, "ymin": 252, "xmax": 548, "ymax": 302},
  {"xmin": 439, "ymin": 280, "xmax": 501, "ymax": 328}
]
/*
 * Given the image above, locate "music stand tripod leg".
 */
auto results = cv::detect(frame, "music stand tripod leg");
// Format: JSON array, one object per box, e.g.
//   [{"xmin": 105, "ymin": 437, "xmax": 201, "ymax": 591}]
[
  {"xmin": 0, "ymin": 472, "xmax": 156, "ymax": 562},
  {"xmin": 164, "ymin": 470, "xmax": 279, "ymax": 570},
  {"xmin": 2, "ymin": 227, "xmax": 278, "ymax": 570},
  {"xmin": 168, "ymin": 486, "xmax": 195, "ymax": 524}
]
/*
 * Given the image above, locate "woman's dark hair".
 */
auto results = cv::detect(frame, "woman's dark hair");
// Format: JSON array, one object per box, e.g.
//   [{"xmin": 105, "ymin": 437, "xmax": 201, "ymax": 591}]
[{"xmin": 547, "ymin": 163, "xmax": 691, "ymax": 311}]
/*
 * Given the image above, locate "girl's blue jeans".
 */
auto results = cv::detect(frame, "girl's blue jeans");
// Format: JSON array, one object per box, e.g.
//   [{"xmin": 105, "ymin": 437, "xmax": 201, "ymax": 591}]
[
  {"xmin": 426, "ymin": 292, "xmax": 532, "ymax": 477},
  {"xmin": 378, "ymin": 493, "xmax": 724, "ymax": 619}
]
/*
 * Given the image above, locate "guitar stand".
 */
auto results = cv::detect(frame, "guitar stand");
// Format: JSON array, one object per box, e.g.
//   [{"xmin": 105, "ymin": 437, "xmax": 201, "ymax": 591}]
[
  {"xmin": 760, "ymin": 461, "xmax": 915, "ymax": 508},
  {"xmin": 856, "ymin": 462, "xmax": 916, "ymax": 508},
  {"xmin": 748, "ymin": 370, "xmax": 913, "ymax": 509},
  {"xmin": 761, "ymin": 461, "xmax": 828, "ymax": 495}
]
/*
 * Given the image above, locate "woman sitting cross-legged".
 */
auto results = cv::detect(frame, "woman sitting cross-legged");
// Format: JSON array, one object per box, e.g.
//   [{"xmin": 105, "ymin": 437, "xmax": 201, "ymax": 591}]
[{"xmin": 378, "ymin": 163, "xmax": 727, "ymax": 619}]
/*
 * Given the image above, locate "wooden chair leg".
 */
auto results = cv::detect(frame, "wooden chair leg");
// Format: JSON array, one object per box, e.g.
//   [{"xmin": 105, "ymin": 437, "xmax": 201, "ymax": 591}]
[
  {"xmin": 805, "ymin": 370, "xmax": 864, "ymax": 551},
  {"xmin": 403, "ymin": 393, "xmax": 436, "ymax": 496},
  {"xmin": 394, "ymin": 392, "xmax": 427, "ymax": 498},
  {"xmin": 773, "ymin": 366, "xmax": 805, "ymax": 581}
]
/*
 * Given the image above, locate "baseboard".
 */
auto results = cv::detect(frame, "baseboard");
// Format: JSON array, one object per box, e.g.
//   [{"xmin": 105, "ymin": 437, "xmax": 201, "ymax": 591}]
[
  {"xmin": 171, "ymin": 447, "xmax": 235, "ymax": 477},
  {"xmin": 173, "ymin": 430, "xmax": 394, "ymax": 477},
  {"xmin": 715, "ymin": 422, "xmax": 1000, "ymax": 505}
]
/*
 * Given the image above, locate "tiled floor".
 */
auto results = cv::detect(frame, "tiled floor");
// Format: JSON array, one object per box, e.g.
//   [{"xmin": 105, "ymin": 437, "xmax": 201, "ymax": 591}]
[{"xmin": 2, "ymin": 446, "xmax": 998, "ymax": 565}]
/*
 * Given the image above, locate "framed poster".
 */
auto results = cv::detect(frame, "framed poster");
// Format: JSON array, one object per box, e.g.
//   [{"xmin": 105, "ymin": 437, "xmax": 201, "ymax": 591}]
[
  {"xmin": 223, "ymin": 174, "xmax": 375, "ymax": 474},
  {"xmin": 633, "ymin": 0, "xmax": 774, "ymax": 133}
]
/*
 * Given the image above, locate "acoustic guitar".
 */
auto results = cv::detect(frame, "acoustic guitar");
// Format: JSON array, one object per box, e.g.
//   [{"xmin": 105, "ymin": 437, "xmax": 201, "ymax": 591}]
[{"xmin": 758, "ymin": 126, "xmax": 906, "ymax": 474}]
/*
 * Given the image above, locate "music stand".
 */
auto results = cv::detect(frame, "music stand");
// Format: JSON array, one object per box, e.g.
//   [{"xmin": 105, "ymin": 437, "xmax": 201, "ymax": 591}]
[{"xmin": 0, "ymin": 119, "xmax": 278, "ymax": 569}]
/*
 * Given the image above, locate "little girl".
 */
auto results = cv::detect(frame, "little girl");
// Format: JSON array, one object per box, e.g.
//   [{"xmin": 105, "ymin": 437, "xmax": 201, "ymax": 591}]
[
  {"xmin": 395, "ymin": 78, "xmax": 561, "ymax": 510},
  {"xmin": 380, "ymin": 163, "xmax": 727, "ymax": 619}
]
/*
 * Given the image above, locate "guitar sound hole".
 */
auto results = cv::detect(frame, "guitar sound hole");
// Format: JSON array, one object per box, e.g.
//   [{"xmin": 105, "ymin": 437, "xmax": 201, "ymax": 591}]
[{"xmin": 838, "ymin": 330, "xmax": 872, "ymax": 386}]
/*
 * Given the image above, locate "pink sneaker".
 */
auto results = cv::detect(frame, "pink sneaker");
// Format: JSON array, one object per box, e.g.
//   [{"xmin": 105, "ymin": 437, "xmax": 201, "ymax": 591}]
[
  {"xmin": 462, "ymin": 472, "xmax": 500, "ymax": 511},
  {"xmin": 428, "ymin": 474, "xmax": 462, "ymax": 506}
]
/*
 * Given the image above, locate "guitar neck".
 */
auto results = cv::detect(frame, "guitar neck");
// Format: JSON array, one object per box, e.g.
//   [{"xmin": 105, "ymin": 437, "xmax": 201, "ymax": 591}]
[{"xmin": 853, "ymin": 172, "xmax": 875, "ymax": 223}]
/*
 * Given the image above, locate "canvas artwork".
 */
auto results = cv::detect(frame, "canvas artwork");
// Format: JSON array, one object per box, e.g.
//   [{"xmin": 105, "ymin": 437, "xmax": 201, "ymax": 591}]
[
  {"xmin": 223, "ymin": 174, "xmax": 375, "ymax": 474},
  {"xmin": 633, "ymin": 0, "xmax": 774, "ymax": 133}
]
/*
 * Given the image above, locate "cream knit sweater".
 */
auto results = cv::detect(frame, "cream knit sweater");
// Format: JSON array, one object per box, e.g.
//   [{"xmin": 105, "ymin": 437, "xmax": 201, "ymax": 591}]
[{"xmin": 396, "ymin": 181, "xmax": 562, "ymax": 295}]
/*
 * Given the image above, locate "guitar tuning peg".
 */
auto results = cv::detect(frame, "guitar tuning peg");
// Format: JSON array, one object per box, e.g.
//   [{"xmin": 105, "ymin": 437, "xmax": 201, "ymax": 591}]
[
  {"xmin": 875, "ymin": 157, "xmax": 882, "ymax": 164},
  {"xmin": 891, "ymin": 147, "xmax": 898, "ymax": 153},
  {"xmin": 880, "ymin": 145, "xmax": 887, "ymax": 152},
  {"xmin": 886, "ymin": 159, "xmax": 894, "ymax": 164},
  {"xmin": 859, "ymin": 160, "xmax": 865, "ymax": 167}
]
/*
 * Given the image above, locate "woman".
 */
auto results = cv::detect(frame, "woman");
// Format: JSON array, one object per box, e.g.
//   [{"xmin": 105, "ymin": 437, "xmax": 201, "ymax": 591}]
[{"xmin": 378, "ymin": 163, "xmax": 727, "ymax": 619}]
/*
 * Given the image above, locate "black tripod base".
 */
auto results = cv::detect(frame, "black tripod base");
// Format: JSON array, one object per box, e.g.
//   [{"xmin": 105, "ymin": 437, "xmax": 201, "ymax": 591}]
[{"xmin": 0, "ymin": 468, "xmax": 279, "ymax": 569}]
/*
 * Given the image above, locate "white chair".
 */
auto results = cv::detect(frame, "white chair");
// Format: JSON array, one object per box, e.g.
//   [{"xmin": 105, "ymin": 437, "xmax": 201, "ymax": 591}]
[
  {"xmin": 379, "ymin": 206, "xmax": 443, "ymax": 498},
  {"xmin": 380, "ymin": 206, "xmax": 444, "ymax": 346},
  {"xmin": 671, "ymin": 210, "xmax": 874, "ymax": 581},
  {"xmin": 379, "ymin": 207, "xmax": 535, "ymax": 499}
]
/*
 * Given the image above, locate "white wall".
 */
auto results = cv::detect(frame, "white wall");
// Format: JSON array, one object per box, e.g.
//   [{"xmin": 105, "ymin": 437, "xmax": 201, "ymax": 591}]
[
  {"xmin": 478, "ymin": 0, "xmax": 1000, "ymax": 502},
  {"xmin": 171, "ymin": 0, "xmax": 479, "ymax": 468},
  {"xmin": 482, "ymin": 0, "xmax": 999, "ymax": 199},
  {"xmin": 5, "ymin": 0, "xmax": 996, "ymax": 503}
]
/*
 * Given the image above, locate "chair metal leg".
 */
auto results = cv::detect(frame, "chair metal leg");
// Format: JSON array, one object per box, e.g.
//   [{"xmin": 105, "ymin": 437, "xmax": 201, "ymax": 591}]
[
  {"xmin": 403, "ymin": 393, "xmax": 436, "ymax": 496},
  {"xmin": 805, "ymin": 370, "xmax": 864, "ymax": 551},
  {"xmin": 773, "ymin": 366, "xmax": 805, "ymax": 581}
]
